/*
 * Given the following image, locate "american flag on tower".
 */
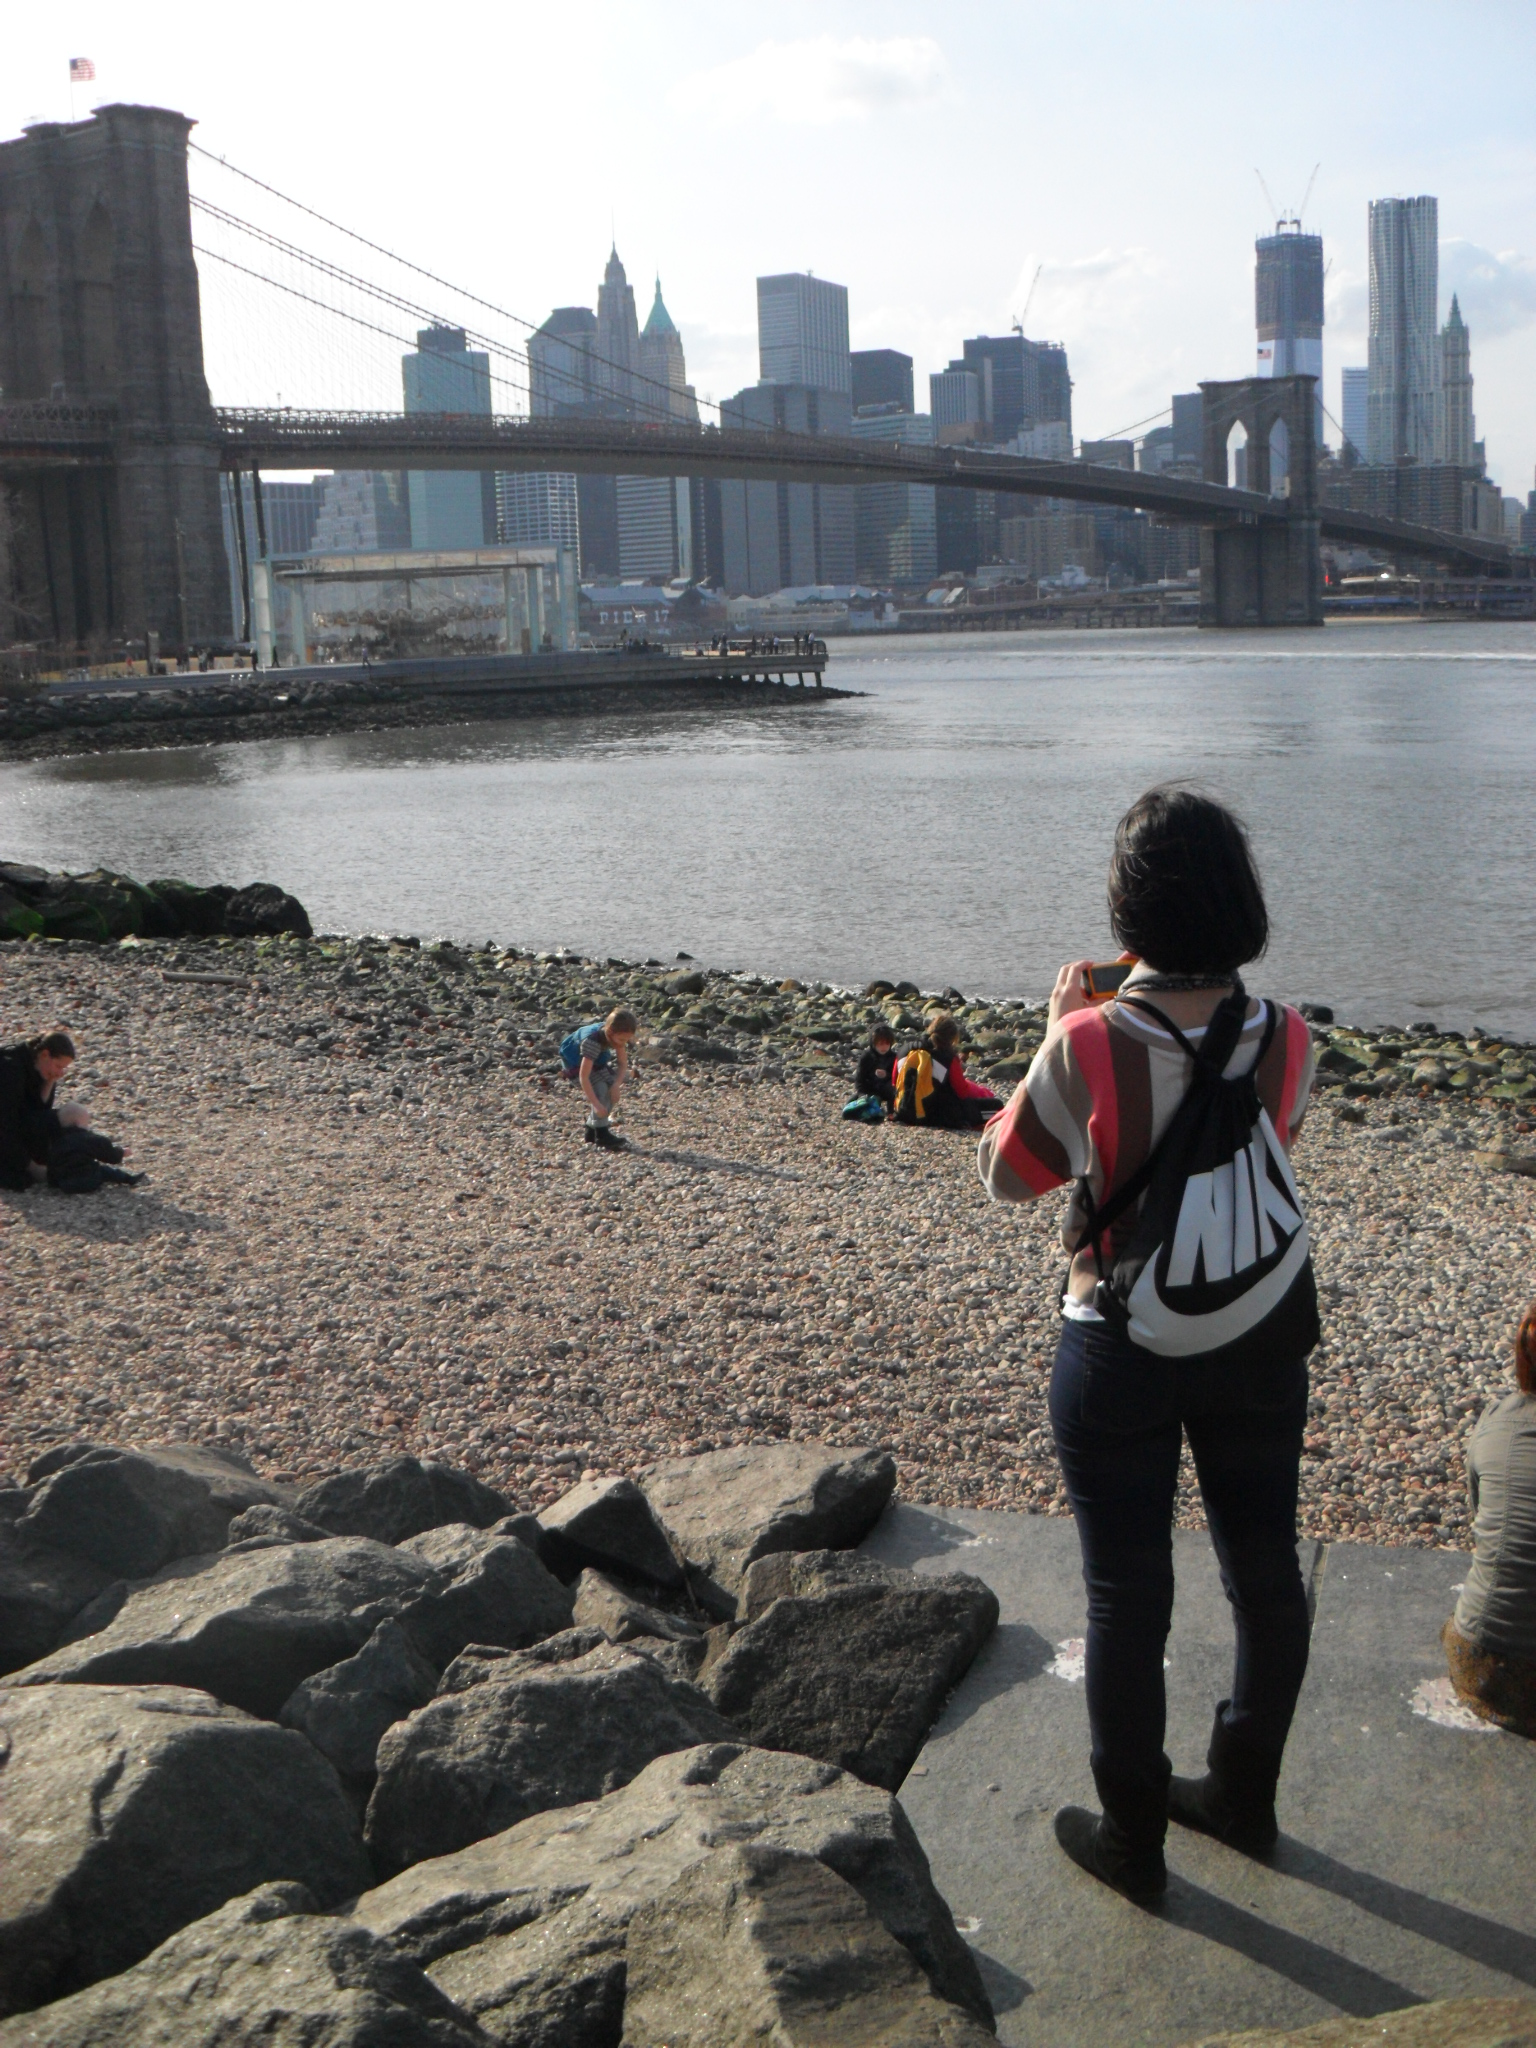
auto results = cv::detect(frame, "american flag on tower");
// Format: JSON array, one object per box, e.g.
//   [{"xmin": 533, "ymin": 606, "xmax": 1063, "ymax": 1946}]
[{"xmin": 69, "ymin": 58, "xmax": 96, "ymax": 83}]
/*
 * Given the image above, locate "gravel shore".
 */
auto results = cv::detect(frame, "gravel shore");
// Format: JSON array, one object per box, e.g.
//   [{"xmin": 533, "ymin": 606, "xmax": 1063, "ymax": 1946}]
[{"xmin": 4, "ymin": 931, "xmax": 1533, "ymax": 1550}]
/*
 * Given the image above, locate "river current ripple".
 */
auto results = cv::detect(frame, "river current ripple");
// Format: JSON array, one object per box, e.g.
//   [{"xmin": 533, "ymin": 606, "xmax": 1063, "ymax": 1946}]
[{"xmin": 3, "ymin": 620, "xmax": 1535, "ymax": 1037}]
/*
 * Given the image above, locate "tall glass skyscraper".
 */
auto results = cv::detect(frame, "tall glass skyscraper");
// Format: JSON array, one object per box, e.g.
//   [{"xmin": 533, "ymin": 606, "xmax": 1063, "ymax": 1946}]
[
  {"xmin": 1340, "ymin": 367, "xmax": 1369, "ymax": 461},
  {"xmin": 757, "ymin": 274, "xmax": 851, "ymax": 397},
  {"xmin": 401, "ymin": 326, "xmax": 494, "ymax": 549},
  {"xmin": 1255, "ymin": 224, "xmax": 1324, "ymax": 443},
  {"xmin": 1367, "ymin": 196, "xmax": 1440, "ymax": 466}
]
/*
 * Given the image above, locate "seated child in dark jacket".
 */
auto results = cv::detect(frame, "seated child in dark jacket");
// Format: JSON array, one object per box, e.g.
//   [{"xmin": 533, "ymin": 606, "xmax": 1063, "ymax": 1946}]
[{"xmin": 854, "ymin": 1025, "xmax": 898, "ymax": 1113}]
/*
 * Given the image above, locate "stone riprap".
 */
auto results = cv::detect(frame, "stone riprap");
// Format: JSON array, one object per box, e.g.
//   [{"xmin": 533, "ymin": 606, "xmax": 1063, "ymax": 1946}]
[
  {"xmin": 2, "ymin": 931, "xmax": 1534, "ymax": 1544},
  {"xmin": 0, "ymin": 1437, "xmax": 1000, "ymax": 2036}
]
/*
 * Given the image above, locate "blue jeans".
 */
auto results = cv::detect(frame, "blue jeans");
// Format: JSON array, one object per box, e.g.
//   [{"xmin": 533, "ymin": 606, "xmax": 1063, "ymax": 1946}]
[{"xmin": 1048, "ymin": 1316, "xmax": 1312, "ymax": 1847}]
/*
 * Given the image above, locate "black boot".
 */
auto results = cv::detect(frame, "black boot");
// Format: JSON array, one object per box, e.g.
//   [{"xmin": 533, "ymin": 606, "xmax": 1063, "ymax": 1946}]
[
  {"xmin": 1168, "ymin": 1703, "xmax": 1281, "ymax": 1854},
  {"xmin": 1053, "ymin": 1805, "xmax": 1167, "ymax": 1904}
]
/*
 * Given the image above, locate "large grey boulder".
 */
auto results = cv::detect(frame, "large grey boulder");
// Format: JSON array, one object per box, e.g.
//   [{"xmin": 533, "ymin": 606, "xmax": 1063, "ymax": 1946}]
[
  {"xmin": 620, "ymin": 1842, "xmax": 996, "ymax": 2046},
  {"xmin": 538, "ymin": 1476, "xmax": 684, "ymax": 1590},
  {"xmin": 0, "ymin": 1881, "xmax": 490, "ymax": 2047},
  {"xmin": 364, "ymin": 1642, "xmax": 738, "ymax": 1875},
  {"xmin": 639, "ymin": 1443, "xmax": 897, "ymax": 1595},
  {"xmin": 396, "ymin": 1525, "xmax": 574, "ymax": 1669},
  {"xmin": 8, "ymin": 1539, "xmax": 440, "ymax": 1719},
  {"xmin": 297, "ymin": 1458, "xmax": 512, "ymax": 1545},
  {"xmin": 0, "ymin": 1524, "xmax": 111, "ymax": 1678},
  {"xmin": 0, "ymin": 1685, "xmax": 371, "ymax": 2016},
  {"xmin": 706, "ymin": 1553, "xmax": 998, "ymax": 1791},
  {"xmin": 13, "ymin": 1445, "xmax": 279, "ymax": 1580},
  {"xmin": 353, "ymin": 1742, "xmax": 992, "ymax": 2047},
  {"xmin": 281, "ymin": 1619, "xmax": 440, "ymax": 1781}
]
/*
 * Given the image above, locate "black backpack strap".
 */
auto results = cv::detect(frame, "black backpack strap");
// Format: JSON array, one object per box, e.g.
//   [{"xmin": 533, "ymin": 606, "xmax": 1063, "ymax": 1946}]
[{"xmin": 1070, "ymin": 982, "xmax": 1256, "ymax": 1268}]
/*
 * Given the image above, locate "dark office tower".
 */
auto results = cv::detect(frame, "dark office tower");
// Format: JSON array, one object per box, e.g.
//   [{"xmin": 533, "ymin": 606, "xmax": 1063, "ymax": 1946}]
[
  {"xmin": 718, "ymin": 382, "xmax": 854, "ymax": 594},
  {"xmin": 954, "ymin": 334, "xmax": 1071, "ymax": 441},
  {"xmin": 1255, "ymin": 223, "xmax": 1324, "ymax": 443},
  {"xmin": 852, "ymin": 349, "xmax": 914, "ymax": 415},
  {"xmin": 1027, "ymin": 340, "xmax": 1072, "ymax": 434},
  {"xmin": 1171, "ymin": 393, "xmax": 1203, "ymax": 469}
]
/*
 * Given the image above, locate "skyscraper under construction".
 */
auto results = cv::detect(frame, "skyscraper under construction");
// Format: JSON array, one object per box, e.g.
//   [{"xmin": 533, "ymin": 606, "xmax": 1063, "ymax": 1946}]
[{"xmin": 1255, "ymin": 222, "xmax": 1324, "ymax": 444}]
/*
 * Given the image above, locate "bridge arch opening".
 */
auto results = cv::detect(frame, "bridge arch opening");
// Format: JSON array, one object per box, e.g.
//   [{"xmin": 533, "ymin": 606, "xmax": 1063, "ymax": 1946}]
[
  {"xmin": 1268, "ymin": 416, "xmax": 1290, "ymax": 497},
  {"xmin": 1225, "ymin": 419, "xmax": 1249, "ymax": 491}
]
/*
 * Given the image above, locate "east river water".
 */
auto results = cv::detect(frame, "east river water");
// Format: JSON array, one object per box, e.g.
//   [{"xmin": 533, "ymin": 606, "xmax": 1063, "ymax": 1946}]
[{"xmin": 4, "ymin": 620, "xmax": 1536, "ymax": 1037}]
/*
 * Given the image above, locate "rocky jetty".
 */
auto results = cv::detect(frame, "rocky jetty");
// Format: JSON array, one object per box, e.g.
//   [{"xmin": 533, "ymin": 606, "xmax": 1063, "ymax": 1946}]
[
  {"xmin": 0, "ymin": 860, "xmax": 310, "ymax": 944},
  {"xmin": 0, "ymin": 1437, "xmax": 999, "ymax": 2041},
  {"xmin": 0, "ymin": 670, "xmax": 837, "ymax": 763}
]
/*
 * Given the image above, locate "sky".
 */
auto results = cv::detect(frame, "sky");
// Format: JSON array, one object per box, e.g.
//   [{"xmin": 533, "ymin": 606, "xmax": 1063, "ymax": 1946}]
[{"xmin": 9, "ymin": 2, "xmax": 1536, "ymax": 493}]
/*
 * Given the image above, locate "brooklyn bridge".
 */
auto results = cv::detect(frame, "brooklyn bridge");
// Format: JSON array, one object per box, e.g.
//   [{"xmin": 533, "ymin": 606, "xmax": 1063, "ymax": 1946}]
[{"xmin": 0, "ymin": 102, "xmax": 1525, "ymax": 656}]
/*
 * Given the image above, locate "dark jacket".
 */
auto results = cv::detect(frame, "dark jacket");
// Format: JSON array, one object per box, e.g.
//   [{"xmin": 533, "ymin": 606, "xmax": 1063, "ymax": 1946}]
[
  {"xmin": 855, "ymin": 1044, "xmax": 898, "ymax": 1108},
  {"xmin": 0, "ymin": 1043, "xmax": 57, "ymax": 1191}
]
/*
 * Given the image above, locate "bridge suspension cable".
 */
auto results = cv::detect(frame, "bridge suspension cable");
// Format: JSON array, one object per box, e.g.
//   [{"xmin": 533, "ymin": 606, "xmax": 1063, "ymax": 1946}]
[
  {"xmin": 190, "ymin": 242, "xmax": 536, "ymax": 411},
  {"xmin": 188, "ymin": 142, "xmax": 722, "ymax": 428}
]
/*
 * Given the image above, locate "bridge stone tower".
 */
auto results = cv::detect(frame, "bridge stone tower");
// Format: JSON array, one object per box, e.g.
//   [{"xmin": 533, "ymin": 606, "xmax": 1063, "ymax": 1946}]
[
  {"xmin": 1199, "ymin": 375, "xmax": 1322, "ymax": 627},
  {"xmin": 0, "ymin": 103, "xmax": 227, "ymax": 651}
]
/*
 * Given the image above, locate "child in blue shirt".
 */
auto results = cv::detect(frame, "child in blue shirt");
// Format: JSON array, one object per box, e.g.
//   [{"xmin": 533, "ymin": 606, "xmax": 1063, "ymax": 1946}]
[{"xmin": 560, "ymin": 1007, "xmax": 639, "ymax": 1151}]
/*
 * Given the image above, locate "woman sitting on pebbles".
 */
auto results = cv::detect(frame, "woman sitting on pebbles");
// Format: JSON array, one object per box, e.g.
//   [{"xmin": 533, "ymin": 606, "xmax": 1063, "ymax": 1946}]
[
  {"xmin": 978, "ymin": 786, "xmax": 1319, "ymax": 1902},
  {"xmin": 1442, "ymin": 1302, "xmax": 1536, "ymax": 1738},
  {"xmin": 0, "ymin": 1029, "xmax": 142, "ymax": 1194}
]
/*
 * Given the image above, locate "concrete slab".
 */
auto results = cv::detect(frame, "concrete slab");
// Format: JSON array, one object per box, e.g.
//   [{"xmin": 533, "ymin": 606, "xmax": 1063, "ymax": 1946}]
[{"xmin": 862, "ymin": 1505, "xmax": 1536, "ymax": 2048}]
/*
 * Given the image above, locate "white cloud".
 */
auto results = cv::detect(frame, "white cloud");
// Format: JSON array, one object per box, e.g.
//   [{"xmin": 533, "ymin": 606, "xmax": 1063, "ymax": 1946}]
[
  {"xmin": 1441, "ymin": 239, "xmax": 1536, "ymax": 339},
  {"xmin": 676, "ymin": 36, "xmax": 949, "ymax": 127}
]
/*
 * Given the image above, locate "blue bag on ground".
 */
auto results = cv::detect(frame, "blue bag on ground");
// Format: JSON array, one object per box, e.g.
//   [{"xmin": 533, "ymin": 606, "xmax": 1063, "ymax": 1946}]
[{"xmin": 842, "ymin": 1094, "xmax": 886, "ymax": 1123}]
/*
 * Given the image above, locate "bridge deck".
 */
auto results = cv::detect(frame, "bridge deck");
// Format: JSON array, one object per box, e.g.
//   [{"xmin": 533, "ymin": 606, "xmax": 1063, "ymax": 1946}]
[{"xmin": 0, "ymin": 400, "xmax": 1522, "ymax": 575}]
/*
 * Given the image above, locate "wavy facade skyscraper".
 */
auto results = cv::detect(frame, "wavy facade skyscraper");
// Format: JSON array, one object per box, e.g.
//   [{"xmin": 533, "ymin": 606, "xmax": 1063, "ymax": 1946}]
[{"xmin": 1367, "ymin": 196, "xmax": 1440, "ymax": 466}]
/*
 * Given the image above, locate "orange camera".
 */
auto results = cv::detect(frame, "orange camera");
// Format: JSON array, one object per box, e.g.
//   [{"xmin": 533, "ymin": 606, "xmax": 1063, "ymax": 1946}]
[{"xmin": 1083, "ymin": 961, "xmax": 1134, "ymax": 1003}]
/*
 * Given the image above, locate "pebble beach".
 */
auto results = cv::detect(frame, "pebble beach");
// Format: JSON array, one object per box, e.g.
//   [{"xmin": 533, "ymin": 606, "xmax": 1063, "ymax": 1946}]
[{"xmin": 4, "ymin": 928, "xmax": 1534, "ymax": 1549}]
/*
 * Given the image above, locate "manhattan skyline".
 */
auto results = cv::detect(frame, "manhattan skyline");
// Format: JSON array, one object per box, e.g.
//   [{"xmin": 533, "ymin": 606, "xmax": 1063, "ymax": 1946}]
[{"xmin": 6, "ymin": 1, "xmax": 1533, "ymax": 491}]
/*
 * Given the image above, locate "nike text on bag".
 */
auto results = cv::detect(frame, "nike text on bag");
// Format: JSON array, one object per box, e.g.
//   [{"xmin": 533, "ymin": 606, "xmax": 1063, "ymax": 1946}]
[{"xmin": 1075, "ymin": 986, "xmax": 1320, "ymax": 1367}]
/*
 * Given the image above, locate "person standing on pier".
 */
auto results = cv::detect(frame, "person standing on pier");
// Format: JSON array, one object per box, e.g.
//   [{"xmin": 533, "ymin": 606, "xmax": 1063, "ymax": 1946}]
[{"xmin": 978, "ymin": 787, "xmax": 1318, "ymax": 1902}]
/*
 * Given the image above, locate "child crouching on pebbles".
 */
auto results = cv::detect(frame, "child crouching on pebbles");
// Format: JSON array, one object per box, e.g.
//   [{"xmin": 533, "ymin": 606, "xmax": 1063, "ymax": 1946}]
[{"xmin": 560, "ymin": 1008, "xmax": 639, "ymax": 1152}]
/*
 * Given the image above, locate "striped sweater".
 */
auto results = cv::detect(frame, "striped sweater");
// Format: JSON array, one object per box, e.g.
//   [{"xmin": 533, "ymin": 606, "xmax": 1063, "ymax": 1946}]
[{"xmin": 977, "ymin": 994, "xmax": 1316, "ymax": 1307}]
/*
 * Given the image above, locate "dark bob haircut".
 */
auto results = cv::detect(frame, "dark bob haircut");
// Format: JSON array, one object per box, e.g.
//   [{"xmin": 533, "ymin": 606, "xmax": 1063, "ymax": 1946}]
[{"xmin": 1108, "ymin": 786, "xmax": 1268, "ymax": 975}]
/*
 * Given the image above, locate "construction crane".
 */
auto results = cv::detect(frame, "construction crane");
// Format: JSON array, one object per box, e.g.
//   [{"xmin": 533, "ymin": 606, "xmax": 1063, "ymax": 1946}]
[{"xmin": 1012, "ymin": 263, "xmax": 1044, "ymax": 338}]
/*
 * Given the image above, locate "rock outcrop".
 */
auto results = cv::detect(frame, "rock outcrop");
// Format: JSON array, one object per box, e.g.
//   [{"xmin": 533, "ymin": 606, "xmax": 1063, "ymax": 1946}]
[
  {"xmin": 0, "ymin": 1685, "xmax": 370, "ymax": 2016},
  {"xmin": 280, "ymin": 1619, "xmax": 441, "ymax": 1782},
  {"xmin": 537, "ymin": 1475, "xmax": 685, "ymax": 1589},
  {"xmin": 706, "ymin": 1550, "xmax": 999, "ymax": 1789},
  {"xmin": 0, "ymin": 1882, "xmax": 490, "ymax": 2046},
  {"xmin": 620, "ymin": 1841, "xmax": 996, "ymax": 2046},
  {"xmin": 364, "ymin": 1641, "xmax": 738, "ymax": 1874},
  {"xmin": 353, "ymin": 1741, "xmax": 993, "ymax": 2045},
  {"xmin": 640, "ymin": 1442, "xmax": 897, "ymax": 1596},
  {"xmin": 7, "ymin": 1538, "xmax": 440, "ymax": 1718},
  {"xmin": 297, "ymin": 1457, "xmax": 513, "ymax": 1545}
]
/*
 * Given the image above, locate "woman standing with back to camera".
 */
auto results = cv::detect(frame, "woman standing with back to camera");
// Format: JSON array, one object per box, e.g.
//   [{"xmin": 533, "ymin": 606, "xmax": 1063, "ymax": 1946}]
[{"xmin": 979, "ymin": 786, "xmax": 1319, "ymax": 1902}]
